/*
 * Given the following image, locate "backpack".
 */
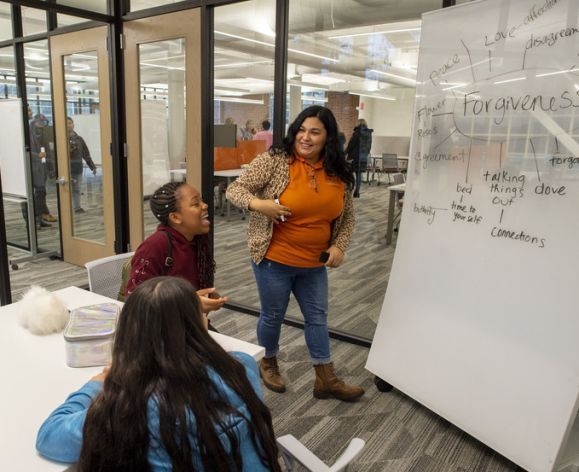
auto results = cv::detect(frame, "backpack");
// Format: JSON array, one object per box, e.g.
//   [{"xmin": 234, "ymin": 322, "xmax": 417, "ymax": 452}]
[{"xmin": 117, "ymin": 230, "xmax": 174, "ymax": 302}]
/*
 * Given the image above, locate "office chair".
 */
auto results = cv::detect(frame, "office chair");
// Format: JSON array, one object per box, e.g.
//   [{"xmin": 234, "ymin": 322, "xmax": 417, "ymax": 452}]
[
  {"xmin": 277, "ymin": 434, "xmax": 365, "ymax": 472},
  {"xmin": 376, "ymin": 153, "xmax": 399, "ymax": 185},
  {"xmin": 85, "ymin": 252, "xmax": 135, "ymax": 300}
]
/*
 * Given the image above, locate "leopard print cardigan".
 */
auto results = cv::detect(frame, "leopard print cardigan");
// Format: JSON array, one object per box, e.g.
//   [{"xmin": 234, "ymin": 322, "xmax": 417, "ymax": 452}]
[{"xmin": 226, "ymin": 151, "xmax": 355, "ymax": 264}]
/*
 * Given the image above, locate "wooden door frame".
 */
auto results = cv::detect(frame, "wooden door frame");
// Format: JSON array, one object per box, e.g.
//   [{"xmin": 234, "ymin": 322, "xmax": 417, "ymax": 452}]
[
  {"xmin": 124, "ymin": 9, "xmax": 201, "ymax": 250},
  {"xmin": 50, "ymin": 26, "xmax": 115, "ymax": 266}
]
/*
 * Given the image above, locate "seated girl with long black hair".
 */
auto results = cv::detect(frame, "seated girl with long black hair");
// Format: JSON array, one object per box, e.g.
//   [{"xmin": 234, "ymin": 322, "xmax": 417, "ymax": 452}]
[
  {"xmin": 36, "ymin": 276, "xmax": 281, "ymax": 471},
  {"xmin": 124, "ymin": 181, "xmax": 227, "ymax": 313}
]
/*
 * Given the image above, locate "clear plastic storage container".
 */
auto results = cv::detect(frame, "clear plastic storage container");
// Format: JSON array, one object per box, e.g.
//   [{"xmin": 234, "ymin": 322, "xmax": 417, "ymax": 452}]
[{"xmin": 63, "ymin": 303, "xmax": 120, "ymax": 367}]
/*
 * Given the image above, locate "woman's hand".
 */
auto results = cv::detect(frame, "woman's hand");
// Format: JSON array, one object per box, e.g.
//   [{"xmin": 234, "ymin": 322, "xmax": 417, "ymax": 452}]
[
  {"xmin": 91, "ymin": 365, "xmax": 110, "ymax": 382},
  {"xmin": 249, "ymin": 198, "xmax": 291, "ymax": 224},
  {"xmin": 325, "ymin": 246, "xmax": 344, "ymax": 268},
  {"xmin": 197, "ymin": 288, "xmax": 228, "ymax": 313}
]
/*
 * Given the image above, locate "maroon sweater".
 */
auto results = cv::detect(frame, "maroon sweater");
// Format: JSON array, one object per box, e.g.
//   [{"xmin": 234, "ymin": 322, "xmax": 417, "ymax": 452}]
[{"xmin": 125, "ymin": 225, "xmax": 199, "ymax": 297}]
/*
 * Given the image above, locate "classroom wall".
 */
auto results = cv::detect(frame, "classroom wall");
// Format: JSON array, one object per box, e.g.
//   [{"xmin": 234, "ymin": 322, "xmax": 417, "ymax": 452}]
[
  {"xmin": 358, "ymin": 88, "xmax": 416, "ymax": 137},
  {"xmin": 327, "ymin": 92, "xmax": 359, "ymax": 142},
  {"xmin": 218, "ymin": 94, "xmax": 272, "ymax": 134}
]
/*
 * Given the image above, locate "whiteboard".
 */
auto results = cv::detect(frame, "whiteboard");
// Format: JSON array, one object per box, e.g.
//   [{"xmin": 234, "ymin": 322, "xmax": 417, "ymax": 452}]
[
  {"xmin": 366, "ymin": 1, "xmax": 579, "ymax": 472},
  {"xmin": 0, "ymin": 99, "xmax": 28, "ymax": 198}
]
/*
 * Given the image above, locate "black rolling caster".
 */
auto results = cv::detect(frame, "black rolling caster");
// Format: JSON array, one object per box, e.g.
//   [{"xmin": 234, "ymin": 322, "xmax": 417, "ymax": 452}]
[{"xmin": 374, "ymin": 376, "xmax": 394, "ymax": 392}]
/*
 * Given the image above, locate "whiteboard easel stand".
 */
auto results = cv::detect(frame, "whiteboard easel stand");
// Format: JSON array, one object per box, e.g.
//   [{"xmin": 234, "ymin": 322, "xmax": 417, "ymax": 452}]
[
  {"xmin": 8, "ymin": 149, "xmax": 58, "ymax": 270},
  {"xmin": 555, "ymin": 414, "xmax": 579, "ymax": 472}
]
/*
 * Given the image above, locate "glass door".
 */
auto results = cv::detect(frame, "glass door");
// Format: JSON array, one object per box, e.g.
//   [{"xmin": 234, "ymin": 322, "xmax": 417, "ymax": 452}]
[
  {"xmin": 124, "ymin": 9, "xmax": 201, "ymax": 249},
  {"xmin": 50, "ymin": 26, "xmax": 115, "ymax": 266}
]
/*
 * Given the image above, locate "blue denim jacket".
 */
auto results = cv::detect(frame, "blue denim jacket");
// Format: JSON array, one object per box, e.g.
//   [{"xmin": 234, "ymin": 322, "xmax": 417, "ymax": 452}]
[{"xmin": 36, "ymin": 352, "xmax": 271, "ymax": 471}]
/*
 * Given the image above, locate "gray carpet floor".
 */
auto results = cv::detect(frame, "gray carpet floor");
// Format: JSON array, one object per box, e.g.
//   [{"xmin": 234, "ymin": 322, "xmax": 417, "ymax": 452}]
[{"xmin": 211, "ymin": 308, "xmax": 522, "ymax": 472}]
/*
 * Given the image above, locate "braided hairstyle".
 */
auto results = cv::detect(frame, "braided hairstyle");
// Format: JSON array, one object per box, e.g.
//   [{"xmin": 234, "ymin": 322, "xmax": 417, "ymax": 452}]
[{"xmin": 149, "ymin": 182, "xmax": 215, "ymax": 289}]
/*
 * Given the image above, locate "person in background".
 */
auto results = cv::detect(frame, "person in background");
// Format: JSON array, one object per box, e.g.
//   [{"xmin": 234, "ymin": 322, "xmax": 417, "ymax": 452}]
[
  {"xmin": 67, "ymin": 117, "xmax": 97, "ymax": 213},
  {"xmin": 227, "ymin": 105, "xmax": 364, "ymax": 402},
  {"xmin": 240, "ymin": 119, "xmax": 255, "ymax": 140},
  {"xmin": 29, "ymin": 113, "xmax": 57, "ymax": 228},
  {"xmin": 345, "ymin": 119, "xmax": 373, "ymax": 198},
  {"xmin": 253, "ymin": 119, "xmax": 274, "ymax": 149},
  {"xmin": 337, "ymin": 131, "xmax": 346, "ymax": 152},
  {"xmin": 125, "ymin": 181, "xmax": 227, "ymax": 315},
  {"xmin": 36, "ymin": 276, "xmax": 281, "ymax": 471}
]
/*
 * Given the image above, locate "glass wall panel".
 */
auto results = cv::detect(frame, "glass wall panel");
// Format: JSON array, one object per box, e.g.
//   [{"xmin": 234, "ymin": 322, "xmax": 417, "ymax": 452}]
[
  {"xmin": 57, "ymin": 1, "xmax": 108, "ymax": 14},
  {"xmin": 62, "ymin": 50, "xmax": 104, "ymax": 242},
  {"xmin": 130, "ymin": 0, "xmax": 183, "ymax": 12},
  {"xmin": 24, "ymin": 41, "xmax": 60, "ymax": 253},
  {"xmin": 0, "ymin": 4, "xmax": 12, "ymax": 42},
  {"xmin": 138, "ymin": 39, "xmax": 187, "ymax": 236},
  {"xmin": 57, "ymin": 14, "xmax": 91, "ymax": 27},
  {"xmin": 213, "ymin": 0, "xmax": 276, "ymax": 306},
  {"xmin": 22, "ymin": 7, "xmax": 47, "ymax": 37},
  {"xmin": 280, "ymin": 0, "xmax": 441, "ymax": 340},
  {"xmin": 0, "ymin": 46, "xmax": 26, "ymax": 251},
  {"xmin": 0, "ymin": 46, "xmax": 15, "ymax": 99}
]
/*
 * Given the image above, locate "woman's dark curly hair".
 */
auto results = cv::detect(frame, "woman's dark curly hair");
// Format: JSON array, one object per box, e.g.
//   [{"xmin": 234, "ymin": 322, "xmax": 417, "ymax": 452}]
[
  {"xmin": 149, "ymin": 182, "xmax": 215, "ymax": 289},
  {"xmin": 270, "ymin": 105, "xmax": 355, "ymax": 188}
]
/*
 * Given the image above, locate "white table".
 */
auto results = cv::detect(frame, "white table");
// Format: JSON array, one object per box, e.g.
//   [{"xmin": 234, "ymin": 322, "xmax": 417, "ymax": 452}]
[
  {"xmin": 386, "ymin": 183, "xmax": 406, "ymax": 245},
  {"xmin": 215, "ymin": 168, "xmax": 244, "ymax": 220},
  {"xmin": 0, "ymin": 286, "xmax": 263, "ymax": 471}
]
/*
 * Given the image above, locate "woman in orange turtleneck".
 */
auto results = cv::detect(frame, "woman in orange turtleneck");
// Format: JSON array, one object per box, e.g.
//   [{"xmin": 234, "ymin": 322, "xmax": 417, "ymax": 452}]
[{"xmin": 227, "ymin": 106, "xmax": 364, "ymax": 402}]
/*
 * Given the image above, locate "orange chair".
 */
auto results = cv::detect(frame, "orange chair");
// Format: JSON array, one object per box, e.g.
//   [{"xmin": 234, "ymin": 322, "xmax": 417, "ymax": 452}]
[
  {"xmin": 238, "ymin": 140, "xmax": 266, "ymax": 166},
  {"xmin": 214, "ymin": 147, "xmax": 240, "ymax": 171}
]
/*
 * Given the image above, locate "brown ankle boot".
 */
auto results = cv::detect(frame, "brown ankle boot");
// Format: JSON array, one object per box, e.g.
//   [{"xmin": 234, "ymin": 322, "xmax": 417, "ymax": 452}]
[
  {"xmin": 313, "ymin": 362, "xmax": 364, "ymax": 401},
  {"xmin": 259, "ymin": 357, "xmax": 286, "ymax": 393}
]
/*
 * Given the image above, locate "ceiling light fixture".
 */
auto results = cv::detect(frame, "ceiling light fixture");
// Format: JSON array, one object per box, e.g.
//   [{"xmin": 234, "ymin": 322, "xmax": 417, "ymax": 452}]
[
  {"xmin": 215, "ymin": 30, "xmax": 339, "ymax": 63},
  {"xmin": 349, "ymin": 92, "xmax": 396, "ymax": 101},
  {"xmin": 369, "ymin": 69, "xmax": 417, "ymax": 84},
  {"xmin": 441, "ymin": 83, "xmax": 466, "ymax": 91},
  {"xmin": 139, "ymin": 62, "xmax": 185, "ymax": 71},
  {"xmin": 493, "ymin": 76, "xmax": 526, "ymax": 85},
  {"xmin": 329, "ymin": 27, "xmax": 421, "ymax": 39},
  {"xmin": 301, "ymin": 96, "xmax": 328, "ymax": 103},
  {"xmin": 214, "ymin": 96, "xmax": 264, "ymax": 104},
  {"xmin": 536, "ymin": 67, "xmax": 579, "ymax": 78},
  {"xmin": 215, "ymin": 60, "xmax": 272, "ymax": 69},
  {"xmin": 288, "ymin": 79, "xmax": 329, "ymax": 90}
]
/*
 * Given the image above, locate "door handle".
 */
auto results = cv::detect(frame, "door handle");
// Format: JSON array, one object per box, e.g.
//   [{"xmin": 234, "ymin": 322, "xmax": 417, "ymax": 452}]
[{"xmin": 56, "ymin": 177, "xmax": 67, "ymax": 185}]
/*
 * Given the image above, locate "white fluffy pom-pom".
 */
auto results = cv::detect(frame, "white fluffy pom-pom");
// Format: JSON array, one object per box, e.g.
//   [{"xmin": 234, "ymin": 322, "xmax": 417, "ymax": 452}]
[{"xmin": 19, "ymin": 286, "xmax": 69, "ymax": 335}]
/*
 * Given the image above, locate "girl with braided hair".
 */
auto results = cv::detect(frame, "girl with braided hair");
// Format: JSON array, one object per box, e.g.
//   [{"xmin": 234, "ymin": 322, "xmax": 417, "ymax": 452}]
[{"xmin": 125, "ymin": 181, "xmax": 227, "ymax": 313}]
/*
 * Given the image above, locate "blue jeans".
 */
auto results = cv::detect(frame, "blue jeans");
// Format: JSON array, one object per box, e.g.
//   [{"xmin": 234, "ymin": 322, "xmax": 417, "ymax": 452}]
[
  {"xmin": 354, "ymin": 152, "xmax": 368, "ymax": 195},
  {"xmin": 252, "ymin": 259, "xmax": 331, "ymax": 364},
  {"xmin": 71, "ymin": 172, "xmax": 83, "ymax": 211}
]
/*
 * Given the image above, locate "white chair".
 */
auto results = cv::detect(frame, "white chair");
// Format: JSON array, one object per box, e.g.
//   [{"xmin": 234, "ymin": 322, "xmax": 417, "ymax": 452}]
[
  {"xmin": 85, "ymin": 252, "xmax": 134, "ymax": 300},
  {"xmin": 374, "ymin": 153, "xmax": 400, "ymax": 185},
  {"xmin": 277, "ymin": 434, "xmax": 365, "ymax": 472}
]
